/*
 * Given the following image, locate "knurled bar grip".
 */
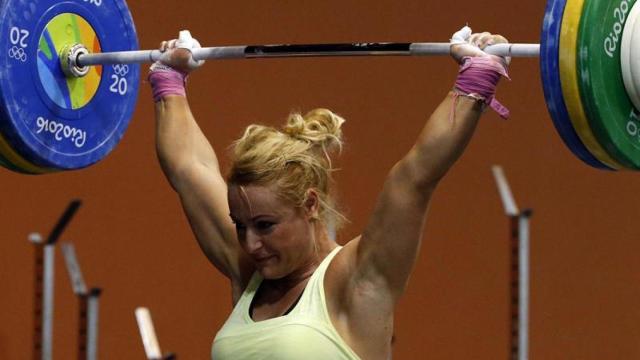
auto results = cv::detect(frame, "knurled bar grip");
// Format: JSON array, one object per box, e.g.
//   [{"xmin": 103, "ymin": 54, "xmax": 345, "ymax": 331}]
[{"xmin": 76, "ymin": 42, "xmax": 540, "ymax": 66}]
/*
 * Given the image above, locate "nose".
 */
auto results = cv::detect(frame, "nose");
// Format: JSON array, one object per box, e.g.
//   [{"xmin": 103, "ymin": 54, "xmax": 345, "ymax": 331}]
[{"xmin": 244, "ymin": 229, "xmax": 263, "ymax": 254}]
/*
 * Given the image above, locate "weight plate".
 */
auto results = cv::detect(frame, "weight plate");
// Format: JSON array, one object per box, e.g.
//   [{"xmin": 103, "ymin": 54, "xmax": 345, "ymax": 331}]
[
  {"xmin": 0, "ymin": 135, "xmax": 34, "ymax": 173},
  {"xmin": 621, "ymin": 1, "xmax": 640, "ymax": 110},
  {"xmin": 578, "ymin": 0, "xmax": 640, "ymax": 169},
  {"xmin": 0, "ymin": 0, "xmax": 139, "ymax": 171},
  {"xmin": 540, "ymin": 0, "xmax": 611, "ymax": 169},
  {"xmin": 37, "ymin": 13, "xmax": 102, "ymax": 110},
  {"xmin": 560, "ymin": 0, "xmax": 625, "ymax": 169},
  {"xmin": 627, "ymin": 3, "xmax": 640, "ymax": 112},
  {"xmin": 0, "ymin": 155, "xmax": 26, "ymax": 173},
  {"xmin": 0, "ymin": 131, "xmax": 53, "ymax": 173},
  {"xmin": 0, "ymin": 91, "xmax": 51, "ymax": 174}
]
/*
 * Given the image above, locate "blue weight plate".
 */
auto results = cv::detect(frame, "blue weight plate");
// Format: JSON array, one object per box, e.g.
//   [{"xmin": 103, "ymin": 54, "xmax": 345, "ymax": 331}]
[
  {"xmin": 0, "ymin": 0, "xmax": 139, "ymax": 170},
  {"xmin": 540, "ymin": 0, "xmax": 612, "ymax": 170}
]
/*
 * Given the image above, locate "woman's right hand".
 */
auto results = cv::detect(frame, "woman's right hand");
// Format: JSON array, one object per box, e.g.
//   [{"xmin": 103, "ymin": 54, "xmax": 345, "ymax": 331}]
[
  {"xmin": 156, "ymin": 30, "xmax": 205, "ymax": 73},
  {"xmin": 148, "ymin": 31, "xmax": 204, "ymax": 102}
]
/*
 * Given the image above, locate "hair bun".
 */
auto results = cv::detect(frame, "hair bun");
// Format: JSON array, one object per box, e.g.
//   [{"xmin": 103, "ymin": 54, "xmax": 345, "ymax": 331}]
[
  {"xmin": 229, "ymin": 108, "xmax": 348, "ymax": 230},
  {"xmin": 283, "ymin": 108, "xmax": 345, "ymax": 152}
]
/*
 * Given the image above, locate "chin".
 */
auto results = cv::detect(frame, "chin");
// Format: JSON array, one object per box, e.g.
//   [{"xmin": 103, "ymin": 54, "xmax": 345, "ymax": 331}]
[
  {"xmin": 258, "ymin": 267, "xmax": 284, "ymax": 280},
  {"xmin": 254, "ymin": 256, "xmax": 286, "ymax": 279},
  {"xmin": 257, "ymin": 263, "xmax": 287, "ymax": 280}
]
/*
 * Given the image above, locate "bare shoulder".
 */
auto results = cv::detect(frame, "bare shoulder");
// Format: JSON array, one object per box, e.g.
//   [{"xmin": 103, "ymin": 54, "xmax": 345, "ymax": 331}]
[{"xmin": 325, "ymin": 237, "xmax": 394, "ymax": 359}]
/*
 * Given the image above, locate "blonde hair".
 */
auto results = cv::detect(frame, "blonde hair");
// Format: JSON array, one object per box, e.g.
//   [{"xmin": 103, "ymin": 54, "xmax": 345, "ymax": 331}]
[{"xmin": 228, "ymin": 108, "xmax": 347, "ymax": 229}]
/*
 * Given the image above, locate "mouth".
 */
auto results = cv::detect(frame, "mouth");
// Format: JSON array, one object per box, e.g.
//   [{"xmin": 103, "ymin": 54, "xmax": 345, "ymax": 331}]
[{"xmin": 253, "ymin": 255, "xmax": 275, "ymax": 265}]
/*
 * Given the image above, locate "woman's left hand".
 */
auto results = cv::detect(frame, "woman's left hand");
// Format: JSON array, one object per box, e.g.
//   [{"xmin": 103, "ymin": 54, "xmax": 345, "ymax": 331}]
[{"xmin": 449, "ymin": 26, "xmax": 510, "ymax": 66}]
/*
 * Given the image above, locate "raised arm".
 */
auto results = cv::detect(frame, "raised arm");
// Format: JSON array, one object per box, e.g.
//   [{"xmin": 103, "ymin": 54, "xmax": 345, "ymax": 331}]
[
  {"xmin": 151, "ymin": 32, "xmax": 251, "ymax": 292},
  {"xmin": 348, "ymin": 29, "xmax": 510, "ymax": 300}
]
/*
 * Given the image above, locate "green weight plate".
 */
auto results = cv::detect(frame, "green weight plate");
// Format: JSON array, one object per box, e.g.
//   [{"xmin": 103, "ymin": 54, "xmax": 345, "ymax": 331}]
[
  {"xmin": 578, "ymin": 0, "xmax": 640, "ymax": 169},
  {"xmin": 560, "ymin": 0, "xmax": 625, "ymax": 169}
]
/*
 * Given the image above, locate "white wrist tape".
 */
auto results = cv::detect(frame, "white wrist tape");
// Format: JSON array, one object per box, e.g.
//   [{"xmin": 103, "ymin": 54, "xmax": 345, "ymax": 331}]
[{"xmin": 450, "ymin": 25, "xmax": 472, "ymax": 45}]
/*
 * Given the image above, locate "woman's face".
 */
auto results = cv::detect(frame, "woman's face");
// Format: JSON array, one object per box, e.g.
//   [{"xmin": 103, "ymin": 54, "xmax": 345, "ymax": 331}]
[{"xmin": 228, "ymin": 184, "xmax": 317, "ymax": 280}]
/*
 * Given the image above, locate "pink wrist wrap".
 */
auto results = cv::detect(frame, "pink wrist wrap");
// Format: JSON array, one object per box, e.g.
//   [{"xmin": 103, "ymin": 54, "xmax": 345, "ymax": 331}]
[
  {"xmin": 148, "ymin": 65, "xmax": 187, "ymax": 102},
  {"xmin": 454, "ymin": 56, "xmax": 510, "ymax": 119}
]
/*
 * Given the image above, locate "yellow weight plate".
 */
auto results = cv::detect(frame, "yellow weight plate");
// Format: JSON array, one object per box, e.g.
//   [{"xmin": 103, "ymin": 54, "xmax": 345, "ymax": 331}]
[
  {"xmin": 0, "ymin": 132, "xmax": 54, "ymax": 174},
  {"xmin": 559, "ymin": 0, "xmax": 625, "ymax": 169}
]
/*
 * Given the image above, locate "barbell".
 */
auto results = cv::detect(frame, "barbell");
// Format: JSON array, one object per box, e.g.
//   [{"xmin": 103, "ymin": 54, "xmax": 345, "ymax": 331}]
[{"xmin": 0, "ymin": 0, "xmax": 639, "ymax": 174}]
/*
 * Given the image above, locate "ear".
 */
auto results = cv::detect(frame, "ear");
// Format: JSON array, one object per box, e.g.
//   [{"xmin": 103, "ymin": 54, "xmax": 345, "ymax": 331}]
[{"xmin": 303, "ymin": 189, "xmax": 320, "ymax": 220}]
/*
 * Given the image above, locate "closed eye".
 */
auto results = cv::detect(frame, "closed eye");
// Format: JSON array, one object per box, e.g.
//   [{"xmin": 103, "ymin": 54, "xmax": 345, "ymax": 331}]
[
  {"xmin": 255, "ymin": 221, "xmax": 275, "ymax": 232},
  {"xmin": 232, "ymin": 220, "xmax": 246, "ymax": 232}
]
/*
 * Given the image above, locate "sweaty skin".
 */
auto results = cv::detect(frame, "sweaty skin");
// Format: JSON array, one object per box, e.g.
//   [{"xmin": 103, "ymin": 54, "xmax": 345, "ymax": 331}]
[{"xmin": 153, "ymin": 33, "xmax": 506, "ymax": 360}]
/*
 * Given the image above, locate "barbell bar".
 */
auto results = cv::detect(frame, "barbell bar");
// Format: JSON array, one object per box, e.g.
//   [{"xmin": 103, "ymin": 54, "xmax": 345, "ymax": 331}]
[
  {"xmin": 73, "ymin": 43, "xmax": 542, "ymax": 68},
  {"xmin": 0, "ymin": 0, "xmax": 639, "ymax": 174}
]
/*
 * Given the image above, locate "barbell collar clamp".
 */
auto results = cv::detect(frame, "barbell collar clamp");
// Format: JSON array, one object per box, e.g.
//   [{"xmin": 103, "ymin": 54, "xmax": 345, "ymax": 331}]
[{"xmin": 61, "ymin": 44, "xmax": 90, "ymax": 78}]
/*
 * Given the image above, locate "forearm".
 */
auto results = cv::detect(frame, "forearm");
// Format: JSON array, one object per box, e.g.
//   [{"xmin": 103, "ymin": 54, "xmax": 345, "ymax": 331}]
[
  {"xmin": 400, "ymin": 92, "xmax": 484, "ymax": 189},
  {"xmin": 355, "ymin": 30, "xmax": 509, "ymax": 304},
  {"xmin": 356, "ymin": 92, "xmax": 484, "ymax": 297},
  {"xmin": 154, "ymin": 96, "xmax": 221, "ymax": 187}
]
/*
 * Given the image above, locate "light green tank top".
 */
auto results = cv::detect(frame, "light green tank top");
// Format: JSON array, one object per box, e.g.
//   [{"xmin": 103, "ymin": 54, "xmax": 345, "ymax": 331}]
[{"xmin": 211, "ymin": 246, "xmax": 361, "ymax": 359}]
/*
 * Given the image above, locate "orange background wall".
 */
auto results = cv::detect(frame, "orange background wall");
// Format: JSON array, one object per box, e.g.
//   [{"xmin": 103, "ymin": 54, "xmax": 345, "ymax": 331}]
[{"xmin": 2, "ymin": 0, "xmax": 640, "ymax": 359}]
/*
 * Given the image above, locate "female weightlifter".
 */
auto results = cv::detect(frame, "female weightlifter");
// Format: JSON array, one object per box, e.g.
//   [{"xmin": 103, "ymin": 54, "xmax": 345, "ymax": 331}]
[{"xmin": 148, "ymin": 27, "xmax": 509, "ymax": 359}]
